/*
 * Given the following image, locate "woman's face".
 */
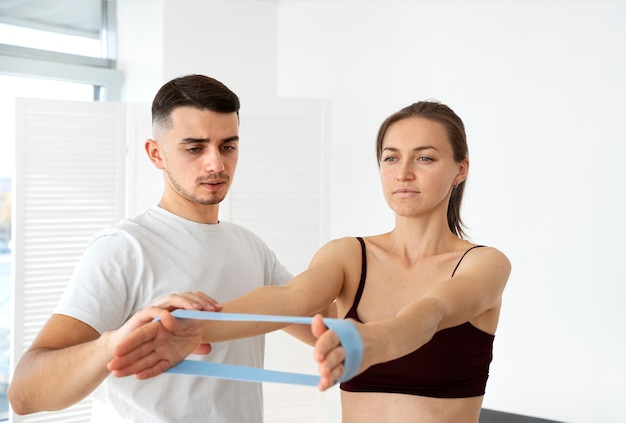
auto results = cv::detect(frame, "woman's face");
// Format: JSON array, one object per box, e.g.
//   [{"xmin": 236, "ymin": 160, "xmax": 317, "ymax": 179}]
[{"xmin": 379, "ymin": 117, "xmax": 468, "ymax": 218}]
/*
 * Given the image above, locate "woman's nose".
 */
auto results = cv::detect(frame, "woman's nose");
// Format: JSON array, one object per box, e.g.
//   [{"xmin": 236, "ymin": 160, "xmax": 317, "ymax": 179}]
[{"xmin": 396, "ymin": 162, "xmax": 415, "ymax": 181}]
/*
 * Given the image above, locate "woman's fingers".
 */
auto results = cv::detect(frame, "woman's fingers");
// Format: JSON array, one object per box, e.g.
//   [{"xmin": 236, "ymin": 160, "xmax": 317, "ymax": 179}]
[
  {"xmin": 312, "ymin": 314, "xmax": 346, "ymax": 391},
  {"xmin": 151, "ymin": 291, "xmax": 222, "ymax": 312}
]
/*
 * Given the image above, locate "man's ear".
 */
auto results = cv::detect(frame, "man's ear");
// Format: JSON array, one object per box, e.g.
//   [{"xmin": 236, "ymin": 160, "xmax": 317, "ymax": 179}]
[{"xmin": 145, "ymin": 139, "xmax": 165, "ymax": 170}]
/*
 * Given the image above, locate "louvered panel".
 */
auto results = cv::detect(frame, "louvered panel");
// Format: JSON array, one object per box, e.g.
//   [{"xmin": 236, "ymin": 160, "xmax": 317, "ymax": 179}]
[
  {"xmin": 263, "ymin": 331, "xmax": 323, "ymax": 422},
  {"xmin": 125, "ymin": 103, "xmax": 161, "ymax": 216},
  {"xmin": 229, "ymin": 98, "xmax": 330, "ymax": 423},
  {"xmin": 11, "ymin": 400, "xmax": 94, "ymax": 423},
  {"xmin": 10, "ymin": 97, "xmax": 329, "ymax": 422},
  {"xmin": 233, "ymin": 99, "xmax": 330, "ymax": 275},
  {"xmin": 12, "ymin": 98, "xmax": 126, "ymax": 423}
]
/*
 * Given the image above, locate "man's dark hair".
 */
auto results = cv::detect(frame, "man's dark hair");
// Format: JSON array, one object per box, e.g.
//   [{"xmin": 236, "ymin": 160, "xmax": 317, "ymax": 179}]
[{"xmin": 151, "ymin": 74, "xmax": 240, "ymax": 131}]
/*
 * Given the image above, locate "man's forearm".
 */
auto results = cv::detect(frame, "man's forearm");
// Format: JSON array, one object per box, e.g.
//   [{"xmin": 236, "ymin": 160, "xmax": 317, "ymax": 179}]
[{"xmin": 8, "ymin": 333, "xmax": 113, "ymax": 415}]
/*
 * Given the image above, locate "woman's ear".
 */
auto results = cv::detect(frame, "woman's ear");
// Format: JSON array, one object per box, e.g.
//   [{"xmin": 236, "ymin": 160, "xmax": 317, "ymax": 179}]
[
  {"xmin": 455, "ymin": 158, "xmax": 469, "ymax": 185},
  {"xmin": 145, "ymin": 139, "xmax": 165, "ymax": 170}
]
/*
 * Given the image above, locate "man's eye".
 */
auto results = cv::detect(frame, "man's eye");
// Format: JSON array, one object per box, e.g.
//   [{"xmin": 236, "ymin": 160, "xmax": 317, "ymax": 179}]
[
  {"xmin": 187, "ymin": 147, "xmax": 201, "ymax": 153},
  {"xmin": 221, "ymin": 145, "xmax": 236, "ymax": 152}
]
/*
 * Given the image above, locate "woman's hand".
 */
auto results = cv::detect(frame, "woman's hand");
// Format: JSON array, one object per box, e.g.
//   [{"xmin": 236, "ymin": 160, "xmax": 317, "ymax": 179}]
[
  {"xmin": 313, "ymin": 314, "xmax": 384, "ymax": 391},
  {"xmin": 312, "ymin": 314, "xmax": 348, "ymax": 391},
  {"xmin": 150, "ymin": 291, "xmax": 223, "ymax": 313}
]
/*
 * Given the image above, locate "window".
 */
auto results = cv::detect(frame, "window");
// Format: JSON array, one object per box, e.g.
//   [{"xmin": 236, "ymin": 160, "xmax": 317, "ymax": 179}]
[
  {"xmin": 0, "ymin": 0, "xmax": 120, "ymax": 102},
  {"xmin": 0, "ymin": 0, "xmax": 108, "ymax": 57},
  {"xmin": 0, "ymin": 2, "xmax": 120, "ymax": 420}
]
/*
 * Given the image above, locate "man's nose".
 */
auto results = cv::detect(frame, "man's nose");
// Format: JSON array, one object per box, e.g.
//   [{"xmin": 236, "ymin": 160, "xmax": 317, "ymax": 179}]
[{"xmin": 204, "ymin": 148, "xmax": 225, "ymax": 173}]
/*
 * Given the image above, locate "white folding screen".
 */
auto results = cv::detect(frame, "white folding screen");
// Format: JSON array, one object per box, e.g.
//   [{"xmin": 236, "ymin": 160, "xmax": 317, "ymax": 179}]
[
  {"xmin": 230, "ymin": 98, "xmax": 331, "ymax": 422},
  {"xmin": 12, "ymin": 98, "xmax": 127, "ymax": 423},
  {"xmin": 232, "ymin": 98, "xmax": 331, "ymax": 278},
  {"xmin": 12, "ymin": 97, "xmax": 330, "ymax": 422},
  {"xmin": 124, "ymin": 103, "xmax": 161, "ymax": 217}
]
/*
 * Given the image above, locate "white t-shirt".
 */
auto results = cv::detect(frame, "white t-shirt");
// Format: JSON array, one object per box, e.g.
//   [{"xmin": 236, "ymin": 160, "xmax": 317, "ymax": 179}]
[{"xmin": 54, "ymin": 206, "xmax": 293, "ymax": 422}]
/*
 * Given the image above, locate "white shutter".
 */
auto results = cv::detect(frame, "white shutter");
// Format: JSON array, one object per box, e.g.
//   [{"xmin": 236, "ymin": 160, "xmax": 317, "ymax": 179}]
[
  {"xmin": 124, "ymin": 98, "xmax": 332, "ymax": 421},
  {"xmin": 233, "ymin": 98, "xmax": 331, "ymax": 422},
  {"xmin": 11, "ymin": 98, "xmax": 126, "ymax": 423},
  {"xmin": 234, "ymin": 98, "xmax": 330, "ymax": 274},
  {"xmin": 125, "ymin": 103, "xmax": 162, "ymax": 216},
  {"xmin": 10, "ymin": 97, "xmax": 330, "ymax": 422}
]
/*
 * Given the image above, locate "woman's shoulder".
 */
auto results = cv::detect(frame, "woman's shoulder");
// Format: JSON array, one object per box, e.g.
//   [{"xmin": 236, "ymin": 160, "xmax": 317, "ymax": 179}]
[
  {"xmin": 322, "ymin": 236, "xmax": 363, "ymax": 252},
  {"xmin": 455, "ymin": 244, "xmax": 512, "ymax": 282},
  {"xmin": 312, "ymin": 236, "xmax": 368, "ymax": 264},
  {"xmin": 467, "ymin": 245, "xmax": 511, "ymax": 267},
  {"xmin": 323, "ymin": 235, "xmax": 393, "ymax": 250}
]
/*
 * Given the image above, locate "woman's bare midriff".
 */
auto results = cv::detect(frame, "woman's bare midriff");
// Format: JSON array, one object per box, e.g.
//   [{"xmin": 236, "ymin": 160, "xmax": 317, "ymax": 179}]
[{"xmin": 340, "ymin": 391, "xmax": 483, "ymax": 423}]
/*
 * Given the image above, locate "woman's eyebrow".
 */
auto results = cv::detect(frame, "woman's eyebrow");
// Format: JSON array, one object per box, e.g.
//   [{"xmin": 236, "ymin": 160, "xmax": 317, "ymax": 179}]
[{"xmin": 382, "ymin": 145, "xmax": 438, "ymax": 152}]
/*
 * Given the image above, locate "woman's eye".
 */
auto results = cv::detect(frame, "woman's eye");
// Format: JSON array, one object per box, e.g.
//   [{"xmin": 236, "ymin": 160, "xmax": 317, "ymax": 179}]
[
  {"xmin": 418, "ymin": 156, "xmax": 433, "ymax": 162},
  {"xmin": 382, "ymin": 156, "xmax": 397, "ymax": 163}
]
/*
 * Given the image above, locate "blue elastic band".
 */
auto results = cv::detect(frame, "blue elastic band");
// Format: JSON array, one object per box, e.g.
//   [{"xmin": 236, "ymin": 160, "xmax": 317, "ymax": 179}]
[{"xmin": 162, "ymin": 310, "xmax": 364, "ymax": 386}]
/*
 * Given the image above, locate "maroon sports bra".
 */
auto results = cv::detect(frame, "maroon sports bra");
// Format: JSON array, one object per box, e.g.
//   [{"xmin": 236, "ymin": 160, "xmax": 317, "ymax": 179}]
[{"xmin": 340, "ymin": 237, "xmax": 494, "ymax": 398}]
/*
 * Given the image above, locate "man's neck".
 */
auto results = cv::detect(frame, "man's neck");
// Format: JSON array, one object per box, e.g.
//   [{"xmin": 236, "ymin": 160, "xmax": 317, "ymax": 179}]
[{"xmin": 157, "ymin": 199, "xmax": 220, "ymax": 224}]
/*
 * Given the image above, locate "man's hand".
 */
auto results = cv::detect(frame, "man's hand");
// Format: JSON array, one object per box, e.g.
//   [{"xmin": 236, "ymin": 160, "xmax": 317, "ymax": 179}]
[
  {"xmin": 150, "ymin": 292, "xmax": 219, "ymax": 353},
  {"xmin": 107, "ymin": 309, "xmax": 206, "ymax": 379},
  {"xmin": 107, "ymin": 292, "xmax": 220, "ymax": 379}
]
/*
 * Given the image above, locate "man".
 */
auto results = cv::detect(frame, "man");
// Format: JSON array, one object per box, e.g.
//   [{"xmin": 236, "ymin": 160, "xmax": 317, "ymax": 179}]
[{"xmin": 8, "ymin": 74, "xmax": 293, "ymax": 422}]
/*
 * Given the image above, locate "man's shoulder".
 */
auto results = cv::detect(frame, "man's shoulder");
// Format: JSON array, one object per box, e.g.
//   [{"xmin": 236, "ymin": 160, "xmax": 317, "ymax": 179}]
[
  {"xmin": 219, "ymin": 220, "xmax": 265, "ymax": 242},
  {"xmin": 86, "ymin": 208, "xmax": 158, "ymax": 246}
]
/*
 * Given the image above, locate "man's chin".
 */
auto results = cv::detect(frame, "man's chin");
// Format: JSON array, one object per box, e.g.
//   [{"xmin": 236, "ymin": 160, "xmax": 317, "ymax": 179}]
[{"xmin": 198, "ymin": 194, "xmax": 226, "ymax": 206}]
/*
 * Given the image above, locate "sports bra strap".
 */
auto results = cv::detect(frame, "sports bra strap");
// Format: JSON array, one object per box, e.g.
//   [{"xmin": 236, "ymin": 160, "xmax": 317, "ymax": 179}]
[
  {"xmin": 352, "ymin": 237, "xmax": 367, "ymax": 307},
  {"xmin": 451, "ymin": 245, "xmax": 485, "ymax": 277}
]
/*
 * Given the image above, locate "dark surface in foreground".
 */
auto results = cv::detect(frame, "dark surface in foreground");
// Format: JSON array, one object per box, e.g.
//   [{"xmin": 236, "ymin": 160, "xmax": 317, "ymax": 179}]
[{"xmin": 480, "ymin": 408, "xmax": 565, "ymax": 423}]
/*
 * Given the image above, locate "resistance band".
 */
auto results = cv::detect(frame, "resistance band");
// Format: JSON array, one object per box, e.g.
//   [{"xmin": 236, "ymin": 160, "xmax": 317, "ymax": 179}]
[{"xmin": 162, "ymin": 310, "xmax": 364, "ymax": 387}]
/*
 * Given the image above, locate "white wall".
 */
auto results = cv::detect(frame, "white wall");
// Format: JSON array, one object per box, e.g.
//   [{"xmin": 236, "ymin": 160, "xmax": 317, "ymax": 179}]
[
  {"xmin": 117, "ymin": 1, "xmax": 626, "ymax": 422},
  {"xmin": 116, "ymin": 0, "xmax": 165, "ymax": 102},
  {"xmin": 276, "ymin": 1, "xmax": 626, "ymax": 422},
  {"xmin": 117, "ymin": 0, "xmax": 277, "ymax": 102}
]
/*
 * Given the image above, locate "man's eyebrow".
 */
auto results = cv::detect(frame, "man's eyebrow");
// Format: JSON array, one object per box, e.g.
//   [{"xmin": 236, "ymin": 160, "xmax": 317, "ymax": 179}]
[
  {"xmin": 180, "ymin": 135, "xmax": 239, "ymax": 144},
  {"xmin": 222, "ymin": 136, "xmax": 239, "ymax": 143},
  {"xmin": 180, "ymin": 137, "xmax": 208, "ymax": 144}
]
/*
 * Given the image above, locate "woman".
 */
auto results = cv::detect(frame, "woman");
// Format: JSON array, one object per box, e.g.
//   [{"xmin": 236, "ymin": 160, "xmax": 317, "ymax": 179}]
[{"xmin": 110, "ymin": 100, "xmax": 511, "ymax": 423}]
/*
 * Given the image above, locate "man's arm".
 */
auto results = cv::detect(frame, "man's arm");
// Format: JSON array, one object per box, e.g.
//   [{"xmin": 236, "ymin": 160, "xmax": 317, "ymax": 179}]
[
  {"xmin": 9, "ymin": 314, "xmax": 135, "ymax": 414},
  {"xmin": 8, "ymin": 293, "xmax": 219, "ymax": 415}
]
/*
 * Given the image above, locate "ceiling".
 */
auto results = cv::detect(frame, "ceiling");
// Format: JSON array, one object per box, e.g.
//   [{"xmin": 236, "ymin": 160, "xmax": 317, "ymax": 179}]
[{"xmin": 0, "ymin": 0, "xmax": 101, "ymax": 39}]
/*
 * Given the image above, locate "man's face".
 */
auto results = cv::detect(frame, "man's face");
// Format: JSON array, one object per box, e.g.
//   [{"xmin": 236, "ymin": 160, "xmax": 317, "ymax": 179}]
[{"xmin": 151, "ymin": 106, "xmax": 239, "ymax": 206}]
